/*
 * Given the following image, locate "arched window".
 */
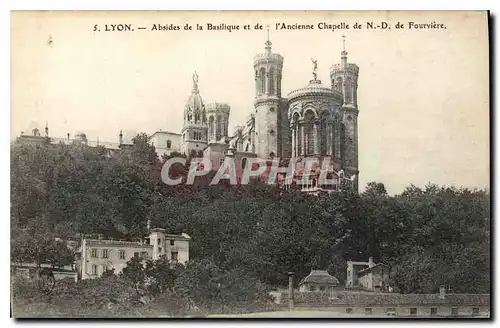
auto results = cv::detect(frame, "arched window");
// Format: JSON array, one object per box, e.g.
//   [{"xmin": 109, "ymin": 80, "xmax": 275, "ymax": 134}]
[
  {"xmin": 319, "ymin": 114, "xmax": 329, "ymax": 155},
  {"xmin": 269, "ymin": 68, "xmax": 275, "ymax": 95},
  {"xmin": 335, "ymin": 77, "xmax": 343, "ymax": 92},
  {"xmin": 304, "ymin": 111, "xmax": 315, "ymax": 156},
  {"xmin": 292, "ymin": 113, "xmax": 300, "ymax": 156},
  {"xmin": 216, "ymin": 115, "xmax": 222, "ymax": 140},
  {"xmin": 345, "ymin": 77, "xmax": 352, "ymax": 103},
  {"xmin": 340, "ymin": 123, "xmax": 346, "ymax": 160},
  {"xmin": 209, "ymin": 116, "xmax": 215, "ymax": 138},
  {"xmin": 166, "ymin": 139, "xmax": 172, "ymax": 149},
  {"xmin": 242, "ymin": 158, "xmax": 247, "ymax": 169},
  {"xmin": 259, "ymin": 68, "xmax": 266, "ymax": 94},
  {"xmin": 195, "ymin": 112, "xmax": 200, "ymax": 123},
  {"xmin": 187, "ymin": 112, "xmax": 192, "ymax": 121}
]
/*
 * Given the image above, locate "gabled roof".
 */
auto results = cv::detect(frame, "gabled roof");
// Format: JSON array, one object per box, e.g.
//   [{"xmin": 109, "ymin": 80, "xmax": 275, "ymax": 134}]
[
  {"xmin": 358, "ymin": 263, "xmax": 390, "ymax": 275},
  {"xmin": 299, "ymin": 270, "xmax": 340, "ymax": 286}
]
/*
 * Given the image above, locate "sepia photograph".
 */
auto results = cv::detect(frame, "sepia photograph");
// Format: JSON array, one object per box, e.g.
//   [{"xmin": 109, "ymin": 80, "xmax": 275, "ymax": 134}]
[{"xmin": 10, "ymin": 10, "xmax": 490, "ymax": 318}]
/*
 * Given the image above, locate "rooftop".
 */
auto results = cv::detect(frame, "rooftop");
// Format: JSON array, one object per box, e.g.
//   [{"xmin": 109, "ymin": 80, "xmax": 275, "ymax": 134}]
[
  {"xmin": 299, "ymin": 270, "xmax": 340, "ymax": 286},
  {"xmin": 85, "ymin": 239, "xmax": 153, "ymax": 248}
]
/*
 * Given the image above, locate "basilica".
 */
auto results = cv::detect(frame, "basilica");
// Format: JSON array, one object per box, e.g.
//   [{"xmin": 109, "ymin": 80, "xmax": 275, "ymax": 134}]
[
  {"xmin": 17, "ymin": 35, "xmax": 360, "ymax": 192},
  {"xmin": 149, "ymin": 35, "xmax": 360, "ymax": 192}
]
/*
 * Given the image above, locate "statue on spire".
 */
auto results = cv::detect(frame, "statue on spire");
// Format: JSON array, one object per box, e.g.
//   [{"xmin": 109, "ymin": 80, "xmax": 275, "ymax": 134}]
[
  {"xmin": 341, "ymin": 34, "xmax": 348, "ymax": 56},
  {"xmin": 311, "ymin": 58, "xmax": 318, "ymax": 81},
  {"xmin": 265, "ymin": 24, "xmax": 272, "ymax": 52}
]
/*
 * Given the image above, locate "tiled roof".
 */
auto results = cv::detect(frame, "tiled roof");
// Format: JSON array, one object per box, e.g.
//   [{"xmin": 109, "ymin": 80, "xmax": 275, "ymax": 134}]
[
  {"xmin": 85, "ymin": 239, "xmax": 153, "ymax": 248},
  {"xmin": 166, "ymin": 233, "xmax": 191, "ymax": 240},
  {"xmin": 358, "ymin": 263, "xmax": 390, "ymax": 275},
  {"xmin": 299, "ymin": 270, "xmax": 340, "ymax": 286}
]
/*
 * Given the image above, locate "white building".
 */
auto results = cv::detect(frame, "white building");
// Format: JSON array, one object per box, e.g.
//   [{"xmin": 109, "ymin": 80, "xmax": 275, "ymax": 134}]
[{"xmin": 77, "ymin": 229, "xmax": 190, "ymax": 280}]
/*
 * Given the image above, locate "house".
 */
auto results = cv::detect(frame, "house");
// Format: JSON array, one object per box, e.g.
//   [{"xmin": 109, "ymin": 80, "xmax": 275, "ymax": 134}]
[
  {"xmin": 76, "ymin": 228, "xmax": 190, "ymax": 280},
  {"xmin": 346, "ymin": 257, "xmax": 390, "ymax": 292},
  {"xmin": 299, "ymin": 269, "xmax": 340, "ymax": 292}
]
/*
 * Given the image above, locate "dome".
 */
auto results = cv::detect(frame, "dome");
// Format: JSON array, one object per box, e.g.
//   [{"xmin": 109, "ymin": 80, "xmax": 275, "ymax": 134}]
[
  {"xmin": 287, "ymin": 79, "xmax": 342, "ymax": 102},
  {"xmin": 74, "ymin": 132, "xmax": 87, "ymax": 140},
  {"xmin": 184, "ymin": 72, "xmax": 207, "ymax": 124},
  {"xmin": 185, "ymin": 92, "xmax": 204, "ymax": 112}
]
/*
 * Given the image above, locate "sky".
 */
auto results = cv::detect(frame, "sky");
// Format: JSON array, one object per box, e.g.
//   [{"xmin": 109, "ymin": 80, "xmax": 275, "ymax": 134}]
[{"xmin": 10, "ymin": 11, "xmax": 490, "ymax": 194}]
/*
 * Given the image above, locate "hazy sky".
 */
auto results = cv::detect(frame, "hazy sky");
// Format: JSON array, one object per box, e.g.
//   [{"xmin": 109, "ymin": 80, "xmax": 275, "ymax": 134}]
[{"xmin": 11, "ymin": 11, "xmax": 489, "ymax": 194}]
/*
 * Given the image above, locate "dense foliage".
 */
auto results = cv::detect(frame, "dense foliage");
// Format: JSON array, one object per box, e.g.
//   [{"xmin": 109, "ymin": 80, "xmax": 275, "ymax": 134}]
[{"xmin": 11, "ymin": 136, "xmax": 490, "ymax": 300}]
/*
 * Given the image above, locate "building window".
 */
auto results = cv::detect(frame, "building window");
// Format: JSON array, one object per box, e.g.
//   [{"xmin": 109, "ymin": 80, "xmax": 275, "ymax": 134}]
[
  {"xmin": 102, "ymin": 249, "xmax": 108, "ymax": 259},
  {"xmin": 386, "ymin": 308, "xmax": 396, "ymax": 316},
  {"xmin": 219, "ymin": 158, "xmax": 225, "ymax": 167},
  {"xmin": 102, "ymin": 265, "xmax": 108, "ymax": 273},
  {"xmin": 119, "ymin": 250, "xmax": 125, "ymax": 260},
  {"xmin": 259, "ymin": 67, "xmax": 266, "ymax": 94},
  {"xmin": 157, "ymin": 238, "xmax": 161, "ymax": 245},
  {"xmin": 346, "ymin": 308, "xmax": 353, "ymax": 314},
  {"xmin": 304, "ymin": 111, "xmax": 315, "ymax": 155},
  {"xmin": 166, "ymin": 139, "xmax": 172, "ymax": 148},
  {"xmin": 472, "ymin": 308, "xmax": 480, "ymax": 316},
  {"xmin": 170, "ymin": 239, "xmax": 175, "ymax": 246},
  {"xmin": 134, "ymin": 252, "xmax": 139, "ymax": 259},
  {"xmin": 270, "ymin": 107, "xmax": 275, "ymax": 113},
  {"xmin": 365, "ymin": 308, "xmax": 372, "ymax": 315},
  {"xmin": 410, "ymin": 308, "xmax": 417, "ymax": 315},
  {"xmin": 451, "ymin": 308, "xmax": 458, "ymax": 316},
  {"xmin": 431, "ymin": 307, "xmax": 438, "ymax": 315},
  {"xmin": 91, "ymin": 264, "xmax": 97, "ymax": 275},
  {"xmin": 158, "ymin": 247, "xmax": 162, "ymax": 254},
  {"xmin": 269, "ymin": 68, "xmax": 275, "ymax": 94},
  {"xmin": 171, "ymin": 252, "xmax": 178, "ymax": 261},
  {"xmin": 91, "ymin": 249, "xmax": 98, "ymax": 258}
]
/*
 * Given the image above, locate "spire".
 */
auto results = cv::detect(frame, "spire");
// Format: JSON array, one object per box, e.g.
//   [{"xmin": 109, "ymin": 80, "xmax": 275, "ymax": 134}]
[
  {"xmin": 192, "ymin": 71, "xmax": 199, "ymax": 93},
  {"xmin": 341, "ymin": 34, "xmax": 348, "ymax": 67},
  {"xmin": 341, "ymin": 34, "xmax": 348, "ymax": 57},
  {"xmin": 45, "ymin": 121, "xmax": 49, "ymax": 137},
  {"xmin": 265, "ymin": 24, "xmax": 272, "ymax": 54}
]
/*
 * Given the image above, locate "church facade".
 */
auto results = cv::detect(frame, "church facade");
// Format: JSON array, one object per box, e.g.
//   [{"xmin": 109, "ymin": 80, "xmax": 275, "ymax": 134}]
[
  {"xmin": 17, "ymin": 35, "xmax": 360, "ymax": 193},
  {"xmin": 150, "ymin": 35, "xmax": 360, "ymax": 192}
]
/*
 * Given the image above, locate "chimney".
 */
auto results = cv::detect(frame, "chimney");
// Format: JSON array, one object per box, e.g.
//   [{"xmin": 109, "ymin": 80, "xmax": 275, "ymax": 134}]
[
  {"xmin": 368, "ymin": 257, "xmax": 374, "ymax": 268},
  {"xmin": 288, "ymin": 272, "xmax": 294, "ymax": 311},
  {"xmin": 439, "ymin": 285, "xmax": 446, "ymax": 299}
]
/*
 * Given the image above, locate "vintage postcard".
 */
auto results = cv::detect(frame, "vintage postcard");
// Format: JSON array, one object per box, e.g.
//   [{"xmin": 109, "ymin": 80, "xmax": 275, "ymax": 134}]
[{"xmin": 10, "ymin": 11, "xmax": 490, "ymax": 318}]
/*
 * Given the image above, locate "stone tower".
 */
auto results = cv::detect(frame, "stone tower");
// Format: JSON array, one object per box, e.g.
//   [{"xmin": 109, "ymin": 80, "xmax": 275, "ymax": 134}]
[
  {"xmin": 330, "ymin": 35, "xmax": 359, "ymax": 189},
  {"xmin": 206, "ymin": 102, "xmax": 230, "ymax": 143},
  {"xmin": 181, "ymin": 72, "xmax": 208, "ymax": 155},
  {"xmin": 253, "ymin": 28, "xmax": 284, "ymax": 158}
]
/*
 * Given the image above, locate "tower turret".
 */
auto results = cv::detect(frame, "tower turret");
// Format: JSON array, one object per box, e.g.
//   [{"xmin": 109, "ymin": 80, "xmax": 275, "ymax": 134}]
[
  {"xmin": 206, "ymin": 102, "xmax": 230, "ymax": 143},
  {"xmin": 253, "ymin": 26, "xmax": 285, "ymax": 158},
  {"xmin": 330, "ymin": 35, "xmax": 359, "ymax": 190},
  {"xmin": 181, "ymin": 72, "xmax": 208, "ymax": 155}
]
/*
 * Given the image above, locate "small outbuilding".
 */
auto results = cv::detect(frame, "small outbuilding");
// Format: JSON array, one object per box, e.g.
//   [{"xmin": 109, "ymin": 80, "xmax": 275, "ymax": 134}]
[{"xmin": 299, "ymin": 269, "xmax": 340, "ymax": 292}]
